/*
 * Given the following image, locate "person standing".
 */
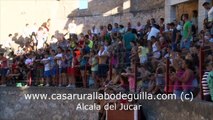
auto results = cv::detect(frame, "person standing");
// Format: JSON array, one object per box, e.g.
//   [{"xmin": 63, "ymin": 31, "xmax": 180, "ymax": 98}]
[
  {"xmin": 68, "ymin": 20, "xmax": 77, "ymax": 39},
  {"xmin": 203, "ymin": 2, "xmax": 213, "ymax": 35},
  {"xmin": 0, "ymin": 53, "xmax": 9, "ymax": 86},
  {"xmin": 98, "ymin": 46, "xmax": 109, "ymax": 86},
  {"xmin": 170, "ymin": 22, "xmax": 181, "ymax": 51},
  {"xmin": 181, "ymin": 14, "xmax": 192, "ymax": 50},
  {"xmin": 123, "ymin": 28, "xmax": 136, "ymax": 65}
]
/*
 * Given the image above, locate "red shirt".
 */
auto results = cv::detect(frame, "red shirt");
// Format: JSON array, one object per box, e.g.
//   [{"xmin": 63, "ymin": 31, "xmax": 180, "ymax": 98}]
[
  {"xmin": 0, "ymin": 57, "xmax": 8, "ymax": 68},
  {"xmin": 78, "ymin": 40, "xmax": 85, "ymax": 48}
]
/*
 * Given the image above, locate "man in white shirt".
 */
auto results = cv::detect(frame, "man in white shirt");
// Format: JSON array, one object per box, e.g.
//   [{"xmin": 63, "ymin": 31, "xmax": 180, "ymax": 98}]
[
  {"xmin": 31, "ymin": 22, "xmax": 38, "ymax": 34},
  {"xmin": 3, "ymin": 34, "xmax": 12, "ymax": 49},
  {"xmin": 147, "ymin": 26, "xmax": 160, "ymax": 41},
  {"xmin": 91, "ymin": 25, "xmax": 99, "ymax": 35},
  {"xmin": 68, "ymin": 20, "xmax": 77, "ymax": 38},
  {"xmin": 203, "ymin": 2, "xmax": 213, "ymax": 34},
  {"xmin": 22, "ymin": 24, "xmax": 31, "ymax": 38}
]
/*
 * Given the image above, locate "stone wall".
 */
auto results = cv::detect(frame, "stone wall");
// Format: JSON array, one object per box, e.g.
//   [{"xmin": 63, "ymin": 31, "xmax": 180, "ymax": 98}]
[
  {"xmin": 0, "ymin": 87, "xmax": 98, "ymax": 120},
  {"xmin": 1, "ymin": 87, "xmax": 213, "ymax": 120},
  {"xmin": 139, "ymin": 100, "xmax": 213, "ymax": 120},
  {"xmin": 66, "ymin": 0, "xmax": 165, "ymax": 33}
]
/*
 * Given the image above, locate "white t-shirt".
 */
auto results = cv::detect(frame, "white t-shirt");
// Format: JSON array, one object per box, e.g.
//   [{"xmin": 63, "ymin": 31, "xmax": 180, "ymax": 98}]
[
  {"xmin": 25, "ymin": 58, "xmax": 33, "ymax": 65},
  {"xmin": 37, "ymin": 30, "xmax": 46, "ymax": 49},
  {"xmin": 50, "ymin": 38, "xmax": 58, "ymax": 44},
  {"xmin": 208, "ymin": 7, "xmax": 213, "ymax": 22},
  {"xmin": 148, "ymin": 27, "xmax": 160, "ymax": 41},
  {"xmin": 55, "ymin": 53, "xmax": 63, "ymax": 68},
  {"xmin": 91, "ymin": 28, "xmax": 99, "ymax": 35},
  {"xmin": 22, "ymin": 26, "xmax": 31, "ymax": 38},
  {"xmin": 41, "ymin": 58, "xmax": 50, "ymax": 71},
  {"xmin": 136, "ymin": 25, "xmax": 143, "ymax": 32},
  {"xmin": 4, "ymin": 37, "xmax": 12, "ymax": 48},
  {"xmin": 68, "ymin": 23, "xmax": 77, "ymax": 34}
]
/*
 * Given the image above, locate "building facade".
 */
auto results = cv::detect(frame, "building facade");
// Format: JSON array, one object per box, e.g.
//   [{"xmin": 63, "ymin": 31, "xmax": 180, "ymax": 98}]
[{"xmin": 165, "ymin": 0, "xmax": 213, "ymax": 32}]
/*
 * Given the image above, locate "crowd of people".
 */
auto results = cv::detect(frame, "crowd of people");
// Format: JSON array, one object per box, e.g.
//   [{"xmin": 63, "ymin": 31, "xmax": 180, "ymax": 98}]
[{"xmin": 0, "ymin": 2, "xmax": 212, "ymax": 104}]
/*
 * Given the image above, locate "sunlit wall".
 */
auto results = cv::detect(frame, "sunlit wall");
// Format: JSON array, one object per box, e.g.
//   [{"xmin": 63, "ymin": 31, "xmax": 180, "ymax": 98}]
[{"xmin": 0, "ymin": 0, "xmax": 80, "ymax": 44}]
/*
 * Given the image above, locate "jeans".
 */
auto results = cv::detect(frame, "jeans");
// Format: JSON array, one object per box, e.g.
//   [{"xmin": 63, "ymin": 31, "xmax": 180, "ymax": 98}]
[
  {"xmin": 180, "ymin": 39, "xmax": 191, "ymax": 50},
  {"xmin": 172, "ymin": 42, "xmax": 177, "ymax": 51},
  {"xmin": 125, "ymin": 50, "xmax": 131, "ymax": 67}
]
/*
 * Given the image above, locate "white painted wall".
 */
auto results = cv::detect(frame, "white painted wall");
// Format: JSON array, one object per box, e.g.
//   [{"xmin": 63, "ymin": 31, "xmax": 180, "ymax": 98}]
[{"xmin": 0, "ymin": 0, "xmax": 79, "ymax": 44}]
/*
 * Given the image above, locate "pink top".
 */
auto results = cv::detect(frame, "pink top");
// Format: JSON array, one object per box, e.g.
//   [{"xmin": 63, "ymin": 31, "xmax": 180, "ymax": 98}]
[
  {"xmin": 128, "ymin": 76, "xmax": 135, "ymax": 92},
  {"xmin": 173, "ymin": 70, "xmax": 184, "ymax": 90},
  {"xmin": 182, "ymin": 69, "xmax": 194, "ymax": 91}
]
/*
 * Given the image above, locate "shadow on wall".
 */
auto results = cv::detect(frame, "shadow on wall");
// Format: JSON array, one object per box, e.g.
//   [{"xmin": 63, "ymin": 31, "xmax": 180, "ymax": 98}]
[
  {"xmin": 0, "ymin": 33, "xmax": 25, "ymax": 52},
  {"xmin": 63, "ymin": 0, "xmax": 164, "ymax": 34},
  {"xmin": 63, "ymin": 0, "xmax": 129, "ymax": 34}
]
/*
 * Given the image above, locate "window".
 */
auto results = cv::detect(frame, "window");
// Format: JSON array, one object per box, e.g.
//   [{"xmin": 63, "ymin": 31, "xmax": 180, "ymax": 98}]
[{"xmin": 79, "ymin": 0, "xmax": 88, "ymax": 9}]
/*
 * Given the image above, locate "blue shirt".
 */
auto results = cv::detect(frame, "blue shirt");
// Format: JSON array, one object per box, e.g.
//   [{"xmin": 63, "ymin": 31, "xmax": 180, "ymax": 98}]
[{"xmin": 123, "ymin": 32, "xmax": 136, "ymax": 50}]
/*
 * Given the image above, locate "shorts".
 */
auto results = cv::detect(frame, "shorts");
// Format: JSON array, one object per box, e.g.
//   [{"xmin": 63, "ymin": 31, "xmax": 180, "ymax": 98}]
[
  {"xmin": 36, "ymin": 68, "xmax": 44, "ymax": 78},
  {"xmin": 58, "ymin": 68, "xmax": 62, "ymax": 75},
  {"xmin": 180, "ymin": 39, "xmax": 191, "ymax": 50},
  {"xmin": 140, "ymin": 56, "xmax": 147, "ymax": 64},
  {"xmin": 92, "ymin": 71, "xmax": 98, "ymax": 75},
  {"xmin": 67, "ymin": 67, "xmax": 75, "ymax": 75},
  {"xmin": 0, "ymin": 68, "xmax": 9, "ymax": 77},
  {"xmin": 80, "ymin": 65, "xmax": 86, "ymax": 70},
  {"xmin": 61, "ymin": 67, "xmax": 67, "ymax": 74},
  {"xmin": 98, "ymin": 64, "xmax": 108, "ymax": 78},
  {"xmin": 51, "ymin": 67, "xmax": 57, "ymax": 77},
  {"xmin": 44, "ymin": 70, "xmax": 51, "ymax": 78}
]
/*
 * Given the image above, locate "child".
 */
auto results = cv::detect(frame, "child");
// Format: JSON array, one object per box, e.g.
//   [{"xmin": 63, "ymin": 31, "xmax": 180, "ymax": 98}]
[
  {"xmin": 61, "ymin": 50, "xmax": 68, "ymax": 86},
  {"xmin": 25, "ymin": 53, "xmax": 35, "ymax": 86},
  {"xmin": 41, "ymin": 52, "xmax": 51, "ymax": 87},
  {"xmin": 67, "ymin": 51, "xmax": 78, "ymax": 88},
  {"xmin": 89, "ymin": 50, "xmax": 98, "ymax": 87},
  {"xmin": 55, "ymin": 47, "xmax": 63, "ymax": 87},
  {"xmin": 66, "ymin": 50, "xmax": 73, "ymax": 87},
  {"xmin": 121, "ymin": 67, "xmax": 135, "ymax": 92},
  {"xmin": 153, "ymin": 66, "xmax": 165, "ymax": 94},
  {"xmin": 49, "ymin": 50, "xmax": 57, "ymax": 86},
  {"xmin": 138, "ymin": 42, "xmax": 148, "ymax": 64},
  {"xmin": 34, "ymin": 51, "xmax": 44, "ymax": 86}
]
